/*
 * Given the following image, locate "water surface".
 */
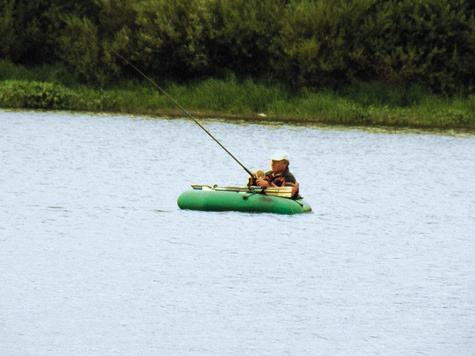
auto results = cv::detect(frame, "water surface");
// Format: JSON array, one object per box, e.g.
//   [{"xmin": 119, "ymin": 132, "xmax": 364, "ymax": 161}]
[{"xmin": 1, "ymin": 110, "xmax": 474, "ymax": 355}]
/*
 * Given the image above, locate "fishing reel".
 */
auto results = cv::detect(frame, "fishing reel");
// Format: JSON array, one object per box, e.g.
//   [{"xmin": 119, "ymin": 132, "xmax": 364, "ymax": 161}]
[{"xmin": 247, "ymin": 170, "xmax": 265, "ymax": 187}]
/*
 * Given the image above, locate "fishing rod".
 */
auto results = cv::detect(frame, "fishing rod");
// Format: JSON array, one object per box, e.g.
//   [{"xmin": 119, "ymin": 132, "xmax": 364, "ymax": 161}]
[{"xmin": 113, "ymin": 51, "xmax": 255, "ymax": 181}]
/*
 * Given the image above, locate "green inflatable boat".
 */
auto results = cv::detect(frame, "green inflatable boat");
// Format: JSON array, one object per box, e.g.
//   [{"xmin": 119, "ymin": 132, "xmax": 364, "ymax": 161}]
[{"xmin": 177, "ymin": 185, "xmax": 312, "ymax": 215}]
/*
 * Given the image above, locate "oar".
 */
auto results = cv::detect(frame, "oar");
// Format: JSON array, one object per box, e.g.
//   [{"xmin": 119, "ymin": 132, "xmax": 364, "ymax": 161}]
[{"xmin": 113, "ymin": 51, "xmax": 255, "ymax": 183}]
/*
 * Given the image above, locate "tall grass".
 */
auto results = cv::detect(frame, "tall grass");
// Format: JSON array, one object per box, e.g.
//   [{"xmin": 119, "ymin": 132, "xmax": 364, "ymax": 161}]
[{"xmin": 0, "ymin": 60, "xmax": 473, "ymax": 130}]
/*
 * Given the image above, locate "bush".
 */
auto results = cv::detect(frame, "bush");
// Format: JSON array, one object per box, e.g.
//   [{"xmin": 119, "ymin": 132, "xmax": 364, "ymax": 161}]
[
  {"xmin": 1, "ymin": 0, "xmax": 474, "ymax": 94},
  {"xmin": 0, "ymin": 80, "xmax": 79, "ymax": 109},
  {"xmin": 272, "ymin": 0, "xmax": 376, "ymax": 88},
  {"xmin": 365, "ymin": 0, "xmax": 475, "ymax": 95},
  {"xmin": 132, "ymin": 0, "xmax": 211, "ymax": 77}
]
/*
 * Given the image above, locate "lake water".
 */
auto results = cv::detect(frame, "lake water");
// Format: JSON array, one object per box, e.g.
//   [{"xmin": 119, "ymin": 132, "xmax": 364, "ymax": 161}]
[{"xmin": 1, "ymin": 110, "xmax": 474, "ymax": 355}]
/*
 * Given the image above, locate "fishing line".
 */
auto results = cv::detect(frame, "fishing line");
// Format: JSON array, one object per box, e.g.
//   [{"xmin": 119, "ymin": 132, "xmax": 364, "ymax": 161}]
[{"xmin": 112, "ymin": 51, "xmax": 254, "ymax": 179}]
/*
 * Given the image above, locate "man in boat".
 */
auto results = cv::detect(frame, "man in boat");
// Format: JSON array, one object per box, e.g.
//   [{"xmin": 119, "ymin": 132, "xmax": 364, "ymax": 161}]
[{"xmin": 254, "ymin": 150, "xmax": 300, "ymax": 198}]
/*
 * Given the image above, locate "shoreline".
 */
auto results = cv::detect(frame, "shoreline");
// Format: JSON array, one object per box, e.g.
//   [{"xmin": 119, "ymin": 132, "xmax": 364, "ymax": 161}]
[
  {"xmin": 2, "ymin": 107, "xmax": 473, "ymax": 138},
  {"xmin": 0, "ymin": 79, "xmax": 473, "ymax": 134}
]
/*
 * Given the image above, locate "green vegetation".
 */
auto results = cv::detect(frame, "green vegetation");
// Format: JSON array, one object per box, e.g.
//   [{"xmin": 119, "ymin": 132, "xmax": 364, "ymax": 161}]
[
  {"xmin": 1, "ymin": 61, "xmax": 473, "ymax": 130},
  {"xmin": 0, "ymin": 0, "xmax": 474, "ymax": 129}
]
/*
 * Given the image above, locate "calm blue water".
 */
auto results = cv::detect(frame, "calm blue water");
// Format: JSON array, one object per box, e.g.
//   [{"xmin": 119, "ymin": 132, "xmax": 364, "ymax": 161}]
[{"xmin": 1, "ymin": 110, "xmax": 474, "ymax": 355}]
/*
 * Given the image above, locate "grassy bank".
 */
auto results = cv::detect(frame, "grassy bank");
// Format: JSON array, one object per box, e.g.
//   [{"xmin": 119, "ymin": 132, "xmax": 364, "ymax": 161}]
[{"xmin": 0, "ymin": 61, "xmax": 473, "ymax": 131}]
